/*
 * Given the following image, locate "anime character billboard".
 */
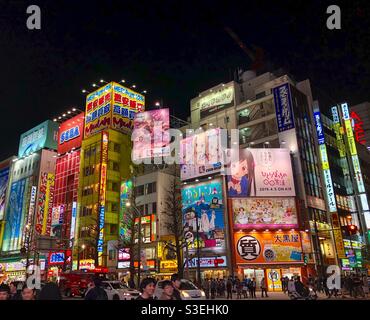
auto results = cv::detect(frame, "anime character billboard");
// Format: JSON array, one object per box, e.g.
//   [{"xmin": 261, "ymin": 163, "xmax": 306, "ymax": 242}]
[
  {"xmin": 182, "ymin": 179, "xmax": 225, "ymax": 250},
  {"xmin": 224, "ymin": 148, "xmax": 295, "ymax": 197}
]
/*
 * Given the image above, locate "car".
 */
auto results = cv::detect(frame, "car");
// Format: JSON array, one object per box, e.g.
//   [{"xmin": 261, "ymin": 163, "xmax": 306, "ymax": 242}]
[
  {"xmin": 154, "ymin": 279, "xmax": 206, "ymax": 300},
  {"xmin": 101, "ymin": 281, "xmax": 141, "ymax": 300}
]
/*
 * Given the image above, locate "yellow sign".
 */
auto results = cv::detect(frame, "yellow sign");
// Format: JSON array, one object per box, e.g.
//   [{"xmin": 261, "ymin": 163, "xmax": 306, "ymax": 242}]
[
  {"xmin": 348, "ymin": 136, "xmax": 357, "ymax": 156},
  {"xmin": 344, "ymin": 120, "xmax": 353, "ymax": 138},
  {"xmin": 160, "ymin": 260, "xmax": 178, "ymax": 270},
  {"xmin": 266, "ymin": 269, "xmax": 282, "ymax": 291},
  {"xmin": 333, "ymin": 229, "xmax": 346, "ymax": 259},
  {"xmin": 42, "ymin": 173, "xmax": 55, "ymax": 235},
  {"xmin": 84, "ymin": 82, "xmax": 145, "ymax": 138}
]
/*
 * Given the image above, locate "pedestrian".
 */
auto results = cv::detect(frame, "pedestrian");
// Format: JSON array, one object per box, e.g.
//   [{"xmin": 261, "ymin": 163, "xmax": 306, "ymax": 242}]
[
  {"xmin": 226, "ymin": 277, "xmax": 233, "ymax": 300},
  {"xmin": 8, "ymin": 282, "xmax": 21, "ymax": 300},
  {"xmin": 210, "ymin": 279, "xmax": 217, "ymax": 299},
  {"xmin": 221, "ymin": 278, "xmax": 226, "ymax": 297},
  {"xmin": 128, "ymin": 277, "xmax": 135, "ymax": 289},
  {"xmin": 84, "ymin": 277, "xmax": 108, "ymax": 300},
  {"xmin": 249, "ymin": 277, "xmax": 256, "ymax": 298},
  {"xmin": 21, "ymin": 284, "xmax": 36, "ymax": 301},
  {"xmin": 287, "ymin": 276, "xmax": 296, "ymax": 294},
  {"xmin": 242, "ymin": 277, "xmax": 248, "ymax": 298},
  {"xmin": 136, "ymin": 277, "xmax": 156, "ymax": 300},
  {"xmin": 353, "ymin": 274, "xmax": 364, "ymax": 298},
  {"xmin": 159, "ymin": 280, "xmax": 175, "ymax": 300},
  {"xmin": 202, "ymin": 278, "xmax": 210, "ymax": 299},
  {"xmin": 362, "ymin": 275, "xmax": 369, "ymax": 297},
  {"xmin": 0, "ymin": 284, "xmax": 10, "ymax": 300},
  {"xmin": 171, "ymin": 274, "xmax": 182, "ymax": 300},
  {"xmin": 236, "ymin": 278, "xmax": 242, "ymax": 299},
  {"xmin": 39, "ymin": 282, "xmax": 62, "ymax": 300},
  {"xmin": 261, "ymin": 277, "xmax": 268, "ymax": 298}
]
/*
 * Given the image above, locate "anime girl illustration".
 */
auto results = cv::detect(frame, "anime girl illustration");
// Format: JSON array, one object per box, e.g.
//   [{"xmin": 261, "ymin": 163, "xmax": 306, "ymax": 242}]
[
  {"xmin": 227, "ymin": 149, "xmax": 255, "ymax": 197},
  {"xmin": 235, "ymin": 207, "xmax": 248, "ymax": 225}
]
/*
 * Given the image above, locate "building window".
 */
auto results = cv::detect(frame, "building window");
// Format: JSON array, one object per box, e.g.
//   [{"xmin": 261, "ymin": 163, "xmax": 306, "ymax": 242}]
[
  {"xmin": 112, "ymin": 162, "xmax": 119, "ymax": 172},
  {"xmin": 82, "ymin": 206, "xmax": 93, "ymax": 217},
  {"xmin": 152, "ymin": 202, "xmax": 157, "ymax": 214},
  {"xmin": 109, "ymin": 249, "xmax": 116, "ymax": 260},
  {"xmin": 111, "ymin": 203, "xmax": 119, "ymax": 213},
  {"xmin": 147, "ymin": 182, "xmax": 156, "ymax": 194},
  {"xmin": 114, "ymin": 143, "xmax": 120, "ymax": 153},
  {"xmin": 110, "ymin": 224, "xmax": 118, "ymax": 235},
  {"xmin": 112, "ymin": 182, "xmax": 119, "ymax": 192},
  {"xmin": 136, "ymin": 185, "xmax": 144, "ymax": 196}
]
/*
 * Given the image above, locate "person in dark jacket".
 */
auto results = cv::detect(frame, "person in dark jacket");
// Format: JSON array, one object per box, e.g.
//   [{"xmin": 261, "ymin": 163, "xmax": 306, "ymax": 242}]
[
  {"xmin": 39, "ymin": 282, "xmax": 62, "ymax": 300},
  {"xmin": 136, "ymin": 277, "xmax": 156, "ymax": 300},
  {"xmin": 84, "ymin": 277, "xmax": 108, "ymax": 300},
  {"xmin": 171, "ymin": 274, "xmax": 182, "ymax": 300},
  {"xmin": 226, "ymin": 277, "xmax": 233, "ymax": 300},
  {"xmin": 0, "ymin": 284, "xmax": 10, "ymax": 300},
  {"xmin": 8, "ymin": 282, "xmax": 21, "ymax": 300}
]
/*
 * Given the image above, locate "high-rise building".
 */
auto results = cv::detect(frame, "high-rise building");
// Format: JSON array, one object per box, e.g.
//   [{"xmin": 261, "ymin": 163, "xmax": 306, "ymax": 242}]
[
  {"xmin": 0, "ymin": 120, "xmax": 58, "ymax": 282},
  {"xmin": 74, "ymin": 82, "xmax": 144, "ymax": 269}
]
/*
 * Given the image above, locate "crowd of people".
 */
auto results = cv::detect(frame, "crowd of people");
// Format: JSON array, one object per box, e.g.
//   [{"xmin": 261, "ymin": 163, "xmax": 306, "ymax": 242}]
[
  {"xmin": 0, "ymin": 282, "xmax": 62, "ymax": 300},
  {"xmin": 201, "ymin": 276, "xmax": 269, "ymax": 299}
]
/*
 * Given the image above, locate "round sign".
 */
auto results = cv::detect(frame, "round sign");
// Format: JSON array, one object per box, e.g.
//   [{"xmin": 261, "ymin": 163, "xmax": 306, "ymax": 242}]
[
  {"xmin": 268, "ymin": 269, "xmax": 280, "ymax": 282},
  {"xmin": 237, "ymin": 235, "xmax": 261, "ymax": 261}
]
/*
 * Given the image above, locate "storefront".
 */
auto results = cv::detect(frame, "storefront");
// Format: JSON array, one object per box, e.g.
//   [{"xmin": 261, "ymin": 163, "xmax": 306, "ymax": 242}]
[
  {"xmin": 185, "ymin": 256, "xmax": 229, "ymax": 281},
  {"xmin": 234, "ymin": 230, "xmax": 311, "ymax": 291},
  {"xmin": 0, "ymin": 258, "xmax": 46, "ymax": 283}
]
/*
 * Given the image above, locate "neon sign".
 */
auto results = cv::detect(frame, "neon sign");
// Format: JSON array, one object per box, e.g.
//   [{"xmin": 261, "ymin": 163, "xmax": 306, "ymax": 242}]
[
  {"xmin": 350, "ymin": 111, "xmax": 366, "ymax": 145},
  {"xmin": 59, "ymin": 126, "xmax": 80, "ymax": 144}
]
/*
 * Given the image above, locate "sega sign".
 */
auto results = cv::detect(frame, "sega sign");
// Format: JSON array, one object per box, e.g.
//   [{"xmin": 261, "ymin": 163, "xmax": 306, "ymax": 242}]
[
  {"xmin": 60, "ymin": 126, "xmax": 80, "ymax": 144},
  {"xmin": 313, "ymin": 111, "xmax": 325, "ymax": 145},
  {"xmin": 48, "ymin": 251, "xmax": 71, "ymax": 265},
  {"xmin": 57, "ymin": 113, "xmax": 84, "ymax": 154}
]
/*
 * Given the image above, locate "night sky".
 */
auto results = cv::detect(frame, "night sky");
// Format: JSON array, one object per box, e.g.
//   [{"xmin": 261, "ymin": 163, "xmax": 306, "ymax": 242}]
[{"xmin": 0, "ymin": 0, "xmax": 369, "ymax": 160}]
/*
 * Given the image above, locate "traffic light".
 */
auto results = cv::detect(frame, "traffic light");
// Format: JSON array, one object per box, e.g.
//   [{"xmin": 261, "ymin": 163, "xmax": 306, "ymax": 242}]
[{"xmin": 347, "ymin": 224, "xmax": 358, "ymax": 235}]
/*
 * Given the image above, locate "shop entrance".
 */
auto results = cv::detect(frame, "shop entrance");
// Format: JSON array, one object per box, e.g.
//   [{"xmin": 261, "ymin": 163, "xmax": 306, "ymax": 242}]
[
  {"xmin": 243, "ymin": 268, "xmax": 264, "ymax": 290},
  {"xmin": 281, "ymin": 267, "xmax": 302, "ymax": 280},
  {"xmin": 202, "ymin": 269, "xmax": 228, "ymax": 280}
]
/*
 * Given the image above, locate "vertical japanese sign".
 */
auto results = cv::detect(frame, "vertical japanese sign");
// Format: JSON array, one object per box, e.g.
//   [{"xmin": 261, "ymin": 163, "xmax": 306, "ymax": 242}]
[
  {"xmin": 341, "ymin": 103, "xmax": 366, "ymax": 194},
  {"xmin": 43, "ymin": 173, "xmax": 55, "ymax": 235},
  {"xmin": 0, "ymin": 167, "xmax": 10, "ymax": 221},
  {"xmin": 313, "ymin": 111, "xmax": 336, "ymax": 212},
  {"xmin": 98, "ymin": 131, "xmax": 108, "ymax": 265},
  {"xmin": 331, "ymin": 212, "xmax": 346, "ymax": 259},
  {"xmin": 273, "ymin": 83, "xmax": 295, "ymax": 132},
  {"xmin": 350, "ymin": 111, "xmax": 366, "ymax": 145},
  {"xmin": 70, "ymin": 201, "xmax": 77, "ymax": 240},
  {"xmin": 120, "ymin": 180, "xmax": 133, "ymax": 243},
  {"xmin": 36, "ymin": 172, "xmax": 48, "ymax": 234},
  {"xmin": 23, "ymin": 185, "xmax": 37, "ymax": 250}
]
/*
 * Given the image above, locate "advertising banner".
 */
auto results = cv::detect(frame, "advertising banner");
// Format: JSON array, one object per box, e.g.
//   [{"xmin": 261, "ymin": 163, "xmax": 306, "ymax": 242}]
[
  {"xmin": 58, "ymin": 112, "xmax": 84, "ymax": 154},
  {"xmin": 98, "ymin": 132, "xmax": 108, "ymax": 264},
  {"xmin": 225, "ymin": 148, "xmax": 295, "ymax": 197},
  {"xmin": 85, "ymin": 83, "xmax": 112, "ymax": 137},
  {"xmin": 180, "ymin": 128, "xmax": 223, "ymax": 181},
  {"xmin": 35, "ymin": 172, "xmax": 47, "ymax": 234},
  {"xmin": 231, "ymin": 197, "xmax": 298, "ymax": 229},
  {"xmin": 191, "ymin": 83, "xmax": 234, "ymax": 119},
  {"xmin": 234, "ymin": 231, "xmax": 303, "ymax": 264},
  {"xmin": 112, "ymin": 82, "xmax": 145, "ymax": 133},
  {"xmin": 0, "ymin": 167, "xmax": 10, "ymax": 220},
  {"xmin": 182, "ymin": 179, "xmax": 225, "ymax": 249},
  {"xmin": 18, "ymin": 120, "xmax": 59, "ymax": 158},
  {"xmin": 120, "ymin": 180, "xmax": 133, "ymax": 243},
  {"xmin": 3, "ymin": 178, "xmax": 27, "ymax": 251},
  {"xmin": 51, "ymin": 204, "xmax": 64, "ymax": 238},
  {"xmin": 132, "ymin": 108, "xmax": 170, "ymax": 160},
  {"xmin": 70, "ymin": 201, "xmax": 77, "ymax": 240},
  {"xmin": 186, "ymin": 256, "xmax": 227, "ymax": 268},
  {"xmin": 43, "ymin": 173, "xmax": 55, "ymax": 235},
  {"xmin": 273, "ymin": 83, "xmax": 295, "ymax": 132},
  {"xmin": 85, "ymin": 82, "xmax": 145, "ymax": 137}
]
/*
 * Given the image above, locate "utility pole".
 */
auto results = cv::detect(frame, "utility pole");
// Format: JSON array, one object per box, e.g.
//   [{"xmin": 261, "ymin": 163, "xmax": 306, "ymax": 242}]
[{"xmin": 195, "ymin": 214, "xmax": 201, "ymax": 287}]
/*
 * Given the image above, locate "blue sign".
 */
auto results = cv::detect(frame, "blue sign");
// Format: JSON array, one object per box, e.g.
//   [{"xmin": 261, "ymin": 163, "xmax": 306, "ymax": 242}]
[
  {"xmin": 59, "ymin": 126, "xmax": 80, "ymax": 144},
  {"xmin": 0, "ymin": 167, "xmax": 10, "ymax": 221},
  {"xmin": 273, "ymin": 83, "xmax": 295, "ymax": 132},
  {"xmin": 2, "ymin": 178, "xmax": 27, "ymax": 251},
  {"xmin": 18, "ymin": 120, "xmax": 59, "ymax": 158},
  {"xmin": 313, "ymin": 111, "xmax": 325, "ymax": 145},
  {"xmin": 50, "ymin": 252, "xmax": 65, "ymax": 263}
]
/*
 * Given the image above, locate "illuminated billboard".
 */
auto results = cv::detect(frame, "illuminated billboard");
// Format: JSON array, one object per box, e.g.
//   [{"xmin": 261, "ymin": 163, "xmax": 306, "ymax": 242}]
[
  {"xmin": 180, "ymin": 128, "xmax": 223, "ymax": 181},
  {"xmin": 182, "ymin": 179, "xmax": 225, "ymax": 250},
  {"xmin": 84, "ymin": 82, "xmax": 145, "ymax": 138},
  {"xmin": 234, "ymin": 231, "xmax": 303, "ymax": 264},
  {"xmin": 191, "ymin": 82, "xmax": 235, "ymax": 119},
  {"xmin": 2, "ymin": 178, "xmax": 29, "ymax": 252},
  {"xmin": 0, "ymin": 167, "xmax": 10, "ymax": 221},
  {"xmin": 35, "ymin": 172, "xmax": 55, "ymax": 235},
  {"xmin": 225, "ymin": 148, "xmax": 295, "ymax": 197},
  {"xmin": 273, "ymin": 83, "xmax": 295, "ymax": 132},
  {"xmin": 120, "ymin": 180, "xmax": 133, "ymax": 243},
  {"xmin": 18, "ymin": 120, "xmax": 59, "ymax": 158},
  {"xmin": 231, "ymin": 197, "xmax": 298, "ymax": 229},
  {"xmin": 58, "ymin": 112, "xmax": 84, "ymax": 154},
  {"xmin": 132, "ymin": 108, "xmax": 170, "ymax": 160}
]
